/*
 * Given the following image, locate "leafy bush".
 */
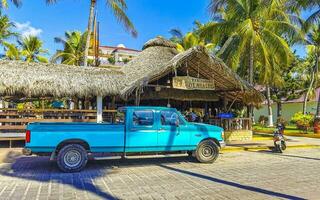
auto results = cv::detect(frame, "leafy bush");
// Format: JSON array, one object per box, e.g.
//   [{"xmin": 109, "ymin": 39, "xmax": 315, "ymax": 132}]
[
  {"xmin": 123, "ymin": 58, "xmax": 130, "ymax": 64},
  {"xmin": 108, "ymin": 57, "xmax": 115, "ymax": 65},
  {"xmin": 276, "ymin": 117, "xmax": 288, "ymax": 126},
  {"xmin": 258, "ymin": 115, "xmax": 268, "ymax": 126},
  {"xmin": 291, "ymin": 112, "xmax": 314, "ymax": 132}
]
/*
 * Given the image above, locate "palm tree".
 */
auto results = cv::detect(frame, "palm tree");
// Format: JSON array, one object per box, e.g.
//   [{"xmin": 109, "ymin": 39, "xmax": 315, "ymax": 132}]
[
  {"xmin": 0, "ymin": 11, "xmax": 17, "ymax": 45},
  {"xmin": 51, "ymin": 31, "xmax": 87, "ymax": 66},
  {"xmin": 47, "ymin": 0, "xmax": 137, "ymax": 67},
  {"xmin": 18, "ymin": 36, "xmax": 48, "ymax": 63},
  {"xmin": 3, "ymin": 42, "xmax": 21, "ymax": 60},
  {"xmin": 170, "ymin": 31, "xmax": 214, "ymax": 52},
  {"xmin": 203, "ymin": 0, "xmax": 299, "ymax": 123},
  {"xmin": 205, "ymin": 0, "xmax": 298, "ymax": 84},
  {"xmin": 169, "ymin": 21, "xmax": 215, "ymax": 52},
  {"xmin": 289, "ymin": 0, "xmax": 320, "ymax": 27},
  {"xmin": 304, "ymin": 24, "xmax": 320, "ymax": 116},
  {"xmin": 0, "ymin": 0, "xmax": 21, "ymax": 8}
]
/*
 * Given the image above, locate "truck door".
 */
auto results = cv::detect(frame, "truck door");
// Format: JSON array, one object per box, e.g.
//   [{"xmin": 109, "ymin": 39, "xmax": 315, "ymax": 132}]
[
  {"xmin": 126, "ymin": 109, "xmax": 158, "ymax": 152},
  {"xmin": 157, "ymin": 110, "xmax": 189, "ymax": 150}
]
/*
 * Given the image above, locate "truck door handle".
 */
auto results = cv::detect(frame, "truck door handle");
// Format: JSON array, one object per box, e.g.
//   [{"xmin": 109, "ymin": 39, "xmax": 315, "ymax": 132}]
[{"xmin": 158, "ymin": 128, "xmax": 165, "ymax": 132}]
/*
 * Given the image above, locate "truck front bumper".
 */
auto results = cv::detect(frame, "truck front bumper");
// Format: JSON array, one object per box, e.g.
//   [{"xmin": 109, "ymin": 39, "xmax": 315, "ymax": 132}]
[
  {"xmin": 219, "ymin": 141, "xmax": 226, "ymax": 149},
  {"xmin": 22, "ymin": 148, "xmax": 32, "ymax": 156}
]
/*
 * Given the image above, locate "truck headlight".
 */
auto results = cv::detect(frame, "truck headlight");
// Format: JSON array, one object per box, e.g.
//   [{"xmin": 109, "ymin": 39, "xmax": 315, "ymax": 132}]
[{"xmin": 221, "ymin": 131, "xmax": 224, "ymax": 140}]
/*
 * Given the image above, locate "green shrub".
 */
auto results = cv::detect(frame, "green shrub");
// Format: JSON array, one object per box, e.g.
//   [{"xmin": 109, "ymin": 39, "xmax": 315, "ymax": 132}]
[
  {"xmin": 258, "ymin": 115, "xmax": 268, "ymax": 126},
  {"xmin": 277, "ymin": 117, "xmax": 288, "ymax": 126},
  {"xmin": 291, "ymin": 112, "xmax": 314, "ymax": 132}
]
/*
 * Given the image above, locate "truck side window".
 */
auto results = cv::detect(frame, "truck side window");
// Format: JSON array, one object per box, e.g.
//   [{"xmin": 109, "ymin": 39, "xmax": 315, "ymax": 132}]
[
  {"xmin": 133, "ymin": 110, "xmax": 154, "ymax": 126},
  {"xmin": 160, "ymin": 110, "xmax": 184, "ymax": 126}
]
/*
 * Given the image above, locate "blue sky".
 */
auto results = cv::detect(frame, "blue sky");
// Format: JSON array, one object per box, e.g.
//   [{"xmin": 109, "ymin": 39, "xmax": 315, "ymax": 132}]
[{"xmin": 3, "ymin": 0, "xmax": 313, "ymax": 57}]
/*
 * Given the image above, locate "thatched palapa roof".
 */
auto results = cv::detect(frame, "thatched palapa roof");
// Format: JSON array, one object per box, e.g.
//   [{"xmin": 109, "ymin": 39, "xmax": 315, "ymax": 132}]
[
  {"xmin": 0, "ymin": 36, "xmax": 264, "ymax": 105},
  {"xmin": 0, "ymin": 61, "xmax": 124, "ymax": 98},
  {"xmin": 120, "ymin": 37, "xmax": 264, "ymax": 105},
  {"xmin": 121, "ymin": 37, "xmax": 178, "ymax": 95}
]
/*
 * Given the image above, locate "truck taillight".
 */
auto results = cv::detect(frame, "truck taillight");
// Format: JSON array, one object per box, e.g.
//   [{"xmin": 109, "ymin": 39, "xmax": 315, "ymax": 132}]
[{"xmin": 26, "ymin": 130, "xmax": 31, "ymax": 143}]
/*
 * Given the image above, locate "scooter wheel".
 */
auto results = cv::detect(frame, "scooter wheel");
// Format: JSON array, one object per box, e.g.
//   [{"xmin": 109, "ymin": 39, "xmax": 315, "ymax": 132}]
[{"xmin": 281, "ymin": 141, "xmax": 286, "ymax": 151}]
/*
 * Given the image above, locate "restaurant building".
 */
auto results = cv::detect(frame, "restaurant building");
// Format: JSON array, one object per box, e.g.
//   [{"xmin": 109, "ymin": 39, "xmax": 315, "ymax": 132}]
[{"xmin": 0, "ymin": 37, "xmax": 264, "ymax": 146}]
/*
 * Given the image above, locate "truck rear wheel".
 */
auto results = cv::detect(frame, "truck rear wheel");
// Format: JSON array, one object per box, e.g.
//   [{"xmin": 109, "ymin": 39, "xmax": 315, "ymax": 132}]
[
  {"xmin": 195, "ymin": 140, "xmax": 219, "ymax": 163},
  {"xmin": 57, "ymin": 144, "xmax": 88, "ymax": 173}
]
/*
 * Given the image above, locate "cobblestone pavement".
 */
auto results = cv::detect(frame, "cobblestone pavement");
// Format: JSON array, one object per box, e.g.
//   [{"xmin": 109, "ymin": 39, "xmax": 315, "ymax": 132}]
[{"xmin": 0, "ymin": 148, "xmax": 319, "ymax": 200}]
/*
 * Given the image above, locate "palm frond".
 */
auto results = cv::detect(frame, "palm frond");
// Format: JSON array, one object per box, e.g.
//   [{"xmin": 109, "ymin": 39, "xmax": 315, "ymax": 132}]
[{"xmin": 107, "ymin": 0, "xmax": 137, "ymax": 37}]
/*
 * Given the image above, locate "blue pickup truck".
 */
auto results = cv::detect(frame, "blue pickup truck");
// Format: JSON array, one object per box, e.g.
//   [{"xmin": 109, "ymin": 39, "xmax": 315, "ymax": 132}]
[{"xmin": 23, "ymin": 106, "xmax": 225, "ymax": 172}]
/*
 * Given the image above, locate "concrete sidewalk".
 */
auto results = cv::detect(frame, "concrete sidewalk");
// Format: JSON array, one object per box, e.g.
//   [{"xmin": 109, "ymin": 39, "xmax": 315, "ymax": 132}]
[{"xmin": 223, "ymin": 134, "xmax": 320, "ymax": 152}]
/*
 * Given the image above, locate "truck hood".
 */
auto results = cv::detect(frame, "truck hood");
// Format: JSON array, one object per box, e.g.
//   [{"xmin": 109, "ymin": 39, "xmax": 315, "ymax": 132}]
[{"xmin": 189, "ymin": 122, "xmax": 224, "ymax": 132}]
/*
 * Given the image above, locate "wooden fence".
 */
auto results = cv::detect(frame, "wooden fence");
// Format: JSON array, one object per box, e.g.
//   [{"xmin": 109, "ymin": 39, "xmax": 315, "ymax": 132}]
[
  {"xmin": 209, "ymin": 118, "xmax": 252, "ymax": 131},
  {"xmin": 0, "ymin": 108, "xmax": 117, "ymax": 141}
]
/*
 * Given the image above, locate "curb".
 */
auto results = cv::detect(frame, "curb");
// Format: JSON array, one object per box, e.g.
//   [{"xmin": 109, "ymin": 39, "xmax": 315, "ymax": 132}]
[
  {"xmin": 221, "ymin": 144, "xmax": 320, "ymax": 153},
  {"xmin": 253, "ymin": 130, "xmax": 320, "ymax": 139}
]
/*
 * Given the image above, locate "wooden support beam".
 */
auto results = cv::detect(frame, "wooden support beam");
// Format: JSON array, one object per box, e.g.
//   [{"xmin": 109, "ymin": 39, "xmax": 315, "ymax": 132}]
[{"xmin": 97, "ymin": 96, "xmax": 103, "ymax": 123}]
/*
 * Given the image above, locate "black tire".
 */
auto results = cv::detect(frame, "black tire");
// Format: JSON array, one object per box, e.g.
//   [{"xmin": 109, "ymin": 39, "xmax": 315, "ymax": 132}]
[
  {"xmin": 57, "ymin": 144, "xmax": 88, "ymax": 173},
  {"xmin": 195, "ymin": 140, "xmax": 219, "ymax": 163},
  {"xmin": 274, "ymin": 142, "xmax": 282, "ymax": 153},
  {"xmin": 281, "ymin": 141, "xmax": 286, "ymax": 151}
]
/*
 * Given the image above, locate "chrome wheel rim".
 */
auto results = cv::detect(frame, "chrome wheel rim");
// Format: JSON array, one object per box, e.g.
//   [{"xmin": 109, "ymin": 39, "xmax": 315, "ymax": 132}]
[
  {"xmin": 202, "ymin": 145, "xmax": 214, "ymax": 158},
  {"xmin": 64, "ymin": 150, "xmax": 82, "ymax": 168}
]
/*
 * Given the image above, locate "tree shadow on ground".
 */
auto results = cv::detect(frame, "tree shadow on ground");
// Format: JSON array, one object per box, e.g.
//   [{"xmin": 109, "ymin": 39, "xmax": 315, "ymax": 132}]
[
  {"xmin": 0, "ymin": 156, "xmax": 117, "ymax": 200},
  {"xmin": 246, "ymin": 149, "xmax": 320, "ymax": 161},
  {"xmin": 159, "ymin": 164, "xmax": 306, "ymax": 200}
]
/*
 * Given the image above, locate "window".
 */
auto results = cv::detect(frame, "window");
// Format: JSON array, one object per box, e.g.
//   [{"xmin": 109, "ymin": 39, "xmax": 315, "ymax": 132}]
[
  {"xmin": 160, "ymin": 110, "xmax": 184, "ymax": 126},
  {"xmin": 132, "ymin": 110, "xmax": 154, "ymax": 126}
]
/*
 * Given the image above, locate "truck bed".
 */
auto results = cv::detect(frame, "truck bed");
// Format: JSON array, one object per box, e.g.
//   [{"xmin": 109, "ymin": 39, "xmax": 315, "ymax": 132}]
[{"xmin": 26, "ymin": 122, "xmax": 125, "ymax": 153}]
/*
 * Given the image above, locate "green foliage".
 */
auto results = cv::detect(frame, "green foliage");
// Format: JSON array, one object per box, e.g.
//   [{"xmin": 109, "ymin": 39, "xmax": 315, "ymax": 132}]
[
  {"xmin": 3, "ymin": 42, "xmax": 21, "ymax": 60},
  {"xmin": 203, "ymin": 0, "xmax": 301, "ymax": 86},
  {"xmin": 108, "ymin": 56, "xmax": 115, "ymax": 65},
  {"xmin": 258, "ymin": 115, "xmax": 268, "ymax": 126},
  {"xmin": 51, "ymin": 31, "xmax": 87, "ymax": 66},
  {"xmin": 277, "ymin": 116, "xmax": 288, "ymax": 126},
  {"xmin": 169, "ymin": 21, "xmax": 215, "ymax": 52},
  {"xmin": 0, "ymin": 0, "xmax": 21, "ymax": 9},
  {"xmin": 18, "ymin": 36, "xmax": 48, "ymax": 63},
  {"xmin": 0, "ymin": 11, "xmax": 17, "ymax": 45},
  {"xmin": 123, "ymin": 58, "xmax": 130, "ymax": 64},
  {"xmin": 291, "ymin": 112, "xmax": 314, "ymax": 131}
]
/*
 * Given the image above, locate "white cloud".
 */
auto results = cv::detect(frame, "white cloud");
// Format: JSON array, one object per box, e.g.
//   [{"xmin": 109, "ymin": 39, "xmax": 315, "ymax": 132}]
[{"xmin": 14, "ymin": 21, "xmax": 43, "ymax": 38}]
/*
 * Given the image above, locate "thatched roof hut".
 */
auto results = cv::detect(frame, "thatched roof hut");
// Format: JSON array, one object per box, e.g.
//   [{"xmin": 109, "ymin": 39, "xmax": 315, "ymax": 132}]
[
  {"xmin": 120, "ymin": 37, "xmax": 264, "ymax": 105},
  {"xmin": 121, "ymin": 37, "xmax": 178, "ymax": 96},
  {"xmin": 0, "ymin": 60, "xmax": 124, "ymax": 98},
  {"xmin": 0, "ymin": 36, "xmax": 264, "ymax": 105}
]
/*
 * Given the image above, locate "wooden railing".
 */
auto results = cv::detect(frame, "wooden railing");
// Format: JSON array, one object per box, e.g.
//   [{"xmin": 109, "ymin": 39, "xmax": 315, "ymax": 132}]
[
  {"xmin": 208, "ymin": 118, "xmax": 252, "ymax": 131},
  {"xmin": 0, "ymin": 108, "xmax": 117, "ymax": 139}
]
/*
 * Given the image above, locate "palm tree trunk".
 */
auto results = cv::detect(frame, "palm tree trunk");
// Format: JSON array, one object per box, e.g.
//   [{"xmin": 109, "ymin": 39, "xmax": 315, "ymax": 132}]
[
  {"xmin": 247, "ymin": 39, "xmax": 254, "ymax": 119},
  {"xmin": 266, "ymin": 85, "xmax": 273, "ymax": 127},
  {"xmin": 277, "ymin": 101, "xmax": 282, "ymax": 117},
  {"xmin": 83, "ymin": 0, "xmax": 96, "ymax": 67},
  {"xmin": 303, "ymin": 63, "xmax": 316, "ymax": 115},
  {"xmin": 249, "ymin": 39, "xmax": 254, "ymax": 85},
  {"xmin": 315, "ymin": 55, "xmax": 320, "ymax": 117}
]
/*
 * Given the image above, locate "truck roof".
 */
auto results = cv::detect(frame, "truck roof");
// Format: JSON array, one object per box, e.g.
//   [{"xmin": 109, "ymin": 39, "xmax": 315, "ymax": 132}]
[{"xmin": 119, "ymin": 106, "xmax": 177, "ymax": 111}]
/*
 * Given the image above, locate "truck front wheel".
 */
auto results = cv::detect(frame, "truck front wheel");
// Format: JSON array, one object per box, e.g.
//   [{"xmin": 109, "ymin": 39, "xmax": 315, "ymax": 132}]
[
  {"xmin": 195, "ymin": 140, "xmax": 219, "ymax": 163},
  {"xmin": 57, "ymin": 144, "xmax": 88, "ymax": 173}
]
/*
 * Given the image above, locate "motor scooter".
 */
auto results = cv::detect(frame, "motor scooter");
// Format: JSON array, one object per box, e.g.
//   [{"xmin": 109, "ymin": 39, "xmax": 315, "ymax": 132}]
[{"xmin": 273, "ymin": 124, "xmax": 286, "ymax": 153}]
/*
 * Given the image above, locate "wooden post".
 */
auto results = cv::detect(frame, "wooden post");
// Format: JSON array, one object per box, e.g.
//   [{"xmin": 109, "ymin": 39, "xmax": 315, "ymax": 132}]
[
  {"xmin": 97, "ymin": 96, "xmax": 103, "ymax": 123},
  {"xmin": 135, "ymin": 88, "xmax": 141, "ymax": 106},
  {"xmin": 0, "ymin": 98, "xmax": 3, "ymax": 126}
]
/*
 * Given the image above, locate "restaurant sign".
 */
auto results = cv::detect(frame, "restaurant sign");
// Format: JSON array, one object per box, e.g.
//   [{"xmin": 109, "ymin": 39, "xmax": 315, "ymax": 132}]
[{"xmin": 172, "ymin": 76, "xmax": 215, "ymax": 90}]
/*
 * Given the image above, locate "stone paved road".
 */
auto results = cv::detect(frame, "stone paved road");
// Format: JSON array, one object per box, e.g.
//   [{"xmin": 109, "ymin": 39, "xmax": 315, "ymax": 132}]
[{"xmin": 0, "ymin": 148, "xmax": 319, "ymax": 200}]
